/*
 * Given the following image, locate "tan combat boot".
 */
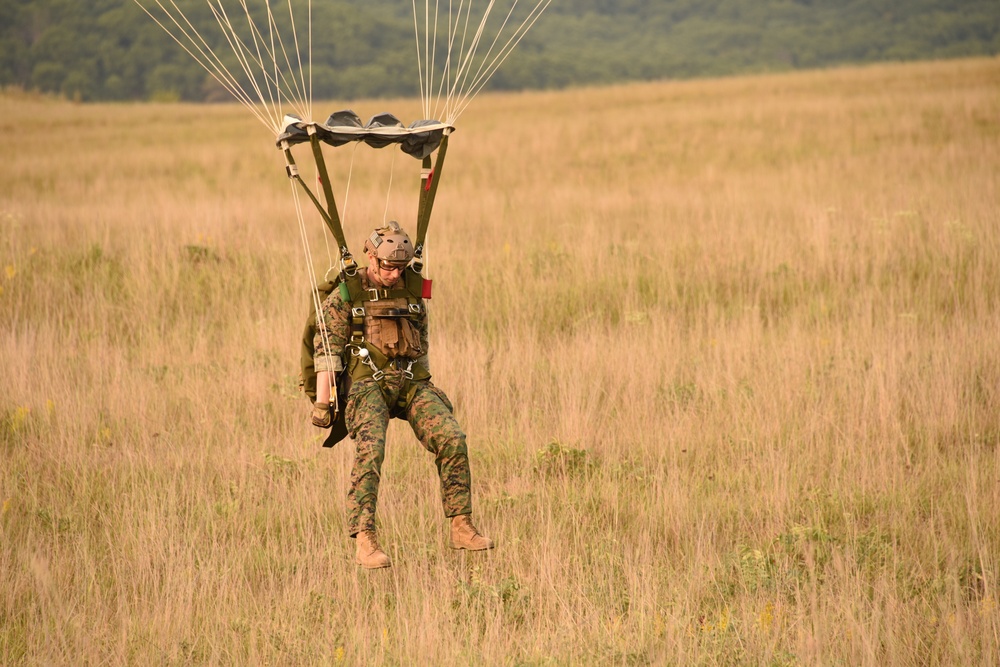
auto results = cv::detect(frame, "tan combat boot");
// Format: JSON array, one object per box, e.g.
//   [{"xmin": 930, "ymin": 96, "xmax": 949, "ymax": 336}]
[
  {"xmin": 450, "ymin": 514, "xmax": 495, "ymax": 551},
  {"xmin": 355, "ymin": 530, "xmax": 391, "ymax": 569}
]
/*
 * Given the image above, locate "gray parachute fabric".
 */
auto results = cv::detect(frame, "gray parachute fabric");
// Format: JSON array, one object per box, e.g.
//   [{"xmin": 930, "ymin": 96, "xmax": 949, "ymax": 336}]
[{"xmin": 277, "ymin": 111, "xmax": 453, "ymax": 159}]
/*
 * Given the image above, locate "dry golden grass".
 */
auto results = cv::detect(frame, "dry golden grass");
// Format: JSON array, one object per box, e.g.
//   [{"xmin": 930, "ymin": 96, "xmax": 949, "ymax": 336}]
[{"xmin": 2, "ymin": 57, "xmax": 999, "ymax": 665}]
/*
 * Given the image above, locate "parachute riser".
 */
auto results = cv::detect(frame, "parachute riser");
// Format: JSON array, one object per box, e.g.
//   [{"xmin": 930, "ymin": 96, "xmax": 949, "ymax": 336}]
[
  {"xmin": 413, "ymin": 132, "xmax": 450, "ymax": 272},
  {"xmin": 281, "ymin": 139, "xmax": 358, "ymax": 273}
]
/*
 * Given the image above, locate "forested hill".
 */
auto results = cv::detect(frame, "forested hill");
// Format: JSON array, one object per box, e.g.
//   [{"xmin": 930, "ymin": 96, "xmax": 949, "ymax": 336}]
[{"xmin": 2, "ymin": 0, "xmax": 998, "ymax": 103}]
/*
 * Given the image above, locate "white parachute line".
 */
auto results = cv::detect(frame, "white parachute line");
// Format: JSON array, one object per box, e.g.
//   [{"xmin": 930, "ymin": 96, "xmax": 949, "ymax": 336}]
[
  {"xmin": 452, "ymin": 0, "xmax": 552, "ymax": 122},
  {"xmin": 237, "ymin": 0, "xmax": 313, "ymax": 124},
  {"xmin": 340, "ymin": 143, "xmax": 360, "ymax": 232},
  {"xmin": 214, "ymin": 2, "xmax": 282, "ymax": 128},
  {"xmin": 462, "ymin": 0, "xmax": 520, "ymax": 91},
  {"xmin": 261, "ymin": 0, "xmax": 282, "ymax": 120},
  {"xmin": 232, "ymin": 0, "xmax": 294, "ymax": 127},
  {"xmin": 451, "ymin": 0, "xmax": 520, "ymax": 115},
  {"xmin": 264, "ymin": 0, "xmax": 312, "ymax": 118},
  {"xmin": 430, "ymin": 0, "xmax": 466, "ymax": 122},
  {"xmin": 439, "ymin": 0, "xmax": 498, "ymax": 123},
  {"xmin": 212, "ymin": 0, "xmax": 309, "ymax": 128},
  {"xmin": 307, "ymin": 0, "xmax": 313, "ymax": 121},
  {"xmin": 265, "ymin": 0, "xmax": 307, "ymax": 118},
  {"xmin": 209, "ymin": 1, "xmax": 292, "ymax": 129},
  {"xmin": 411, "ymin": 0, "xmax": 427, "ymax": 119},
  {"xmin": 430, "ymin": 0, "xmax": 454, "ymax": 121},
  {"xmin": 448, "ymin": 0, "xmax": 479, "ymax": 118},
  {"xmin": 429, "ymin": 0, "xmax": 442, "ymax": 122},
  {"xmin": 439, "ymin": 0, "xmax": 475, "ymax": 121},
  {"xmin": 424, "ymin": 1, "xmax": 433, "ymax": 119},
  {"xmin": 290, "ymin": 177, "xmax": 336, "ymax": 412},
  {"xmin": 135, "ymin": 2, "xmax": 271, "ymax": 128}
]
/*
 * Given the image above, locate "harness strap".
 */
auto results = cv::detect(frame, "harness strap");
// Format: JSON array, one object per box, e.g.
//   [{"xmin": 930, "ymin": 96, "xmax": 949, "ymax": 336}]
[
  {"xmin": 347, "ymin": 345, "xmax": 430, "ymax": 413},
  {"xmin": 340, "ymin": 268, "xmax": 430, "ymax": 413}
]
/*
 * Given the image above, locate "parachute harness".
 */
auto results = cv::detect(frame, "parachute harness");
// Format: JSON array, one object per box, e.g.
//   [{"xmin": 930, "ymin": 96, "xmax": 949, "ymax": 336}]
[{"xmin": 281, "ymin": 115, "xmax": 450, "ymax": 438}]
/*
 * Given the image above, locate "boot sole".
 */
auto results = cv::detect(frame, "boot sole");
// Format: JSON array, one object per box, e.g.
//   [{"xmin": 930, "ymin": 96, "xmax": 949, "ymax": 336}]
[
  {"xmin": 356, "ymin": 558, "xmax": 392, "ymax": 569},
  {"xmin": 449, "ymin": 542, "xmax": 495, "ymax": 551}
]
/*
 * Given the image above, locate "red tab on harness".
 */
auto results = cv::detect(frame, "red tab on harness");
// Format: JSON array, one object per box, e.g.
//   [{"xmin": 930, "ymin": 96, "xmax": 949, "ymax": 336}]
[
  {"xmin": 421, "ymin": 278, "xmax": 433, "ymax": 299},
  {"xmin": 424, "ymin": 169, "xmax": 434, "ymax": 192}
]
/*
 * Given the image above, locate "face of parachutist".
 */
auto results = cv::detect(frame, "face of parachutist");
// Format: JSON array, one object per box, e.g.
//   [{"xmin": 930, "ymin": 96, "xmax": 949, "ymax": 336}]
[{"xmin": 367, "ymin": 253, "xmax": 407, "ymax": 288}]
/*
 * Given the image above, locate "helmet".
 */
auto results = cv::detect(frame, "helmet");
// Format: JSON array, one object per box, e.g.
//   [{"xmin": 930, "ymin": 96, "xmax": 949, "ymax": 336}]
[{"xmin": 364, "ymin": 221, "xmax": 413, "ymax": 266}]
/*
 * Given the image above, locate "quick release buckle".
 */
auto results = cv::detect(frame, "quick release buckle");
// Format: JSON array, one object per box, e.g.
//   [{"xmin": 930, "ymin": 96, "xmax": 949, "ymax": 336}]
[
  {"xmin": 408, "ymin": 303, "xmax": 422, "ymax": 314},
  {"xmin": 354, "ymin": 347, "xmax": 384, "ymax": 381},
  {"xmin": 402, "ymin": 360, "xmax": 414, "ymax": 380},
  {"xmin": 352, "ymin": 306, "xmax": 366, "ymax": 318}
]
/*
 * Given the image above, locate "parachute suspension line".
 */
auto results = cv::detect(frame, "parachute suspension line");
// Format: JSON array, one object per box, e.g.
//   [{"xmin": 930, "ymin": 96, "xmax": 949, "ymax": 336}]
[
  {"xmin": 235, "ymin": 0, "xmax": 311, "ymax": 124},
  {"xmin": 382, "ymin": 148, "xmax": 398, "ymax": 226},
  {"xmin": 289, "ymin": 176, "xmax": 337, "ymax": 413},
  {"xmin": 442, "ymin": 0, "xmax": 494, "ymax": 122},
  {"xmin": 429, "ymin": 0, "xmax": 442, "ymax": 122},
  {"xmin": 264, "ymin": 0, "xmax": 314, "ymax": 119},
  {"xmin": 210, "ymin": 2, "xmax": 285, "ymax": 127},
  {"xmin": 135, "ymin": 2, "xmax": 271, "ymax": 129},
  {"xmin": 206, "ymin": 1, "xmax": 284, "ymax": 130},
  {"xmin": 412, "ymin": 0, "xmax": 430, "ymax": 118},
  {"xmin": 282, "ymin": 139, "xmax": 356, "ymax": 276},
  {"xmin": 135, "ymin": 1, "xmax": 313, "ymax": 133},
  {"xmin": 410, "ymin": 0, "xmax": 552, "ymax": 125},
  {"xmin": 340, "ymin": 143, "xmax": 360, "ymax": 244},
  {"xmin": 429, "ymin": 0, "xmax": 467, "ymax": 123},
  {"xmin": 453, "ymin": 0, "xmax": 553, "ymax": 122},
  {"xmin": 307, "ymin": 0, "xmax": 313, "ymax": 122}
]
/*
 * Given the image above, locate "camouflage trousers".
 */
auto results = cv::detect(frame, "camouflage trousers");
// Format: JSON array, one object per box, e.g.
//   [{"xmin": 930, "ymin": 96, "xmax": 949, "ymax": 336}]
[{"xmin": 345, "ymin": 371, "xmax": 473, "ymax": 536}]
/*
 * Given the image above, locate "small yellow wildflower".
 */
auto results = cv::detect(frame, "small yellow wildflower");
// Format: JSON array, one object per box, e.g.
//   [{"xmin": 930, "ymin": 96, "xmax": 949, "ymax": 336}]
[
  {"xmin": 758, "ymin": 601, "xmax": 775, "ymax": 633},
  {"xmin": 4, "ymin": 265, "xmax": 15, "ymax": 279},
  {"xmin": 10, "ymin": 406, "xmax": 30, "ymax": 432},
  {"xmin": 980, "ymin": 595, "xmax": 997, "ymax": 618},
  {"xmin": 334, "ymin": 646, "xmax": 345, "ymax": 663},
  {"xmin": 653, "ymin": 612, "xmax": 665, "ymax": 638},
  {"xmin": 2, "ymin": 498, "xmax": 11, "ymax": 517}
]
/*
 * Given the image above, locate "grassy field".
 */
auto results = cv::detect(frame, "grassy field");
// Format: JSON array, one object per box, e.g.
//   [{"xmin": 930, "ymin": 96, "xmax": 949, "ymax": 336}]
[{"xmin": 2, "ymin": 56, "xmax": 999, "ymax": 665}]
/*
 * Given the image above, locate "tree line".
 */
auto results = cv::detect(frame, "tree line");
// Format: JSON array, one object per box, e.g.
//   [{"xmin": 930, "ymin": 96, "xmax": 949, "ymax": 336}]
[{"xmin": 1, "ymin": 0, "xmax": 997, "ymax": 103}]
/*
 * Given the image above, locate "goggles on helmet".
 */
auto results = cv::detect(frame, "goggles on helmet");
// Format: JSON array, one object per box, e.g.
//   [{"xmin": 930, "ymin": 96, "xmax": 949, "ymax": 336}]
[{"xmin": 376, "ymin": 258, "xmax": 408, "ymax": 272}]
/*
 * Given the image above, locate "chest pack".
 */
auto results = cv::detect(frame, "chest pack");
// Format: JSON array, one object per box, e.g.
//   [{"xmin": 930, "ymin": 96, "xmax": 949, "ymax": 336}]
[{"xmin": 299, "ymin": 266, "xmax": 432, "ymax": 404}]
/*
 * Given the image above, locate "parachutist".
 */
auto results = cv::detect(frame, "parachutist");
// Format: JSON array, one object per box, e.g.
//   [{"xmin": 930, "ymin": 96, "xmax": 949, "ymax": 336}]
[{"xmin": 311, "ymin": 222, "xmax": 493, "ymax": 569}]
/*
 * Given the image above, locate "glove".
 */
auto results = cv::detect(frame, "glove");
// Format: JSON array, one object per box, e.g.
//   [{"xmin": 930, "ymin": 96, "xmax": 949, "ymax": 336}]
[{"xmin": 311, "ymin": 401, "xmax": 332, "ymax": 428}]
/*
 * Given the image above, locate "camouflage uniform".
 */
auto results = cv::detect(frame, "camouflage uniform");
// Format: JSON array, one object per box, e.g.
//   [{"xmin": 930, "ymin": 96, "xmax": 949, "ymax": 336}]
[{"xmin": 314, "ymin": 271, "xmax": 473, "ymax": 537}]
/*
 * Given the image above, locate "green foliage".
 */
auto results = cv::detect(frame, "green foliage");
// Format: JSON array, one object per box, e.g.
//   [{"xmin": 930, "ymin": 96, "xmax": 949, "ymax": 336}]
[
  {"xmin": 533, "ymin": 440, "xmax": 593, "ymax": 477},
  {"xmin": 0, "ymin": 0, "xmax": 997, "ymax": 101}
]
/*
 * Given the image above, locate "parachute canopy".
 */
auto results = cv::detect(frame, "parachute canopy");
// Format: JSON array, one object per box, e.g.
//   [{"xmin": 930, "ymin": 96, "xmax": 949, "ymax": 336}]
[{"xmin": 277, "ymin": 111, "xmax": 453, "ymax": 159}]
